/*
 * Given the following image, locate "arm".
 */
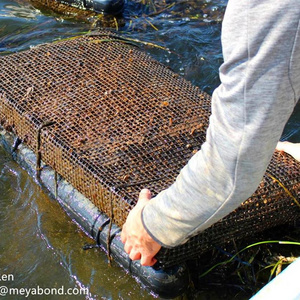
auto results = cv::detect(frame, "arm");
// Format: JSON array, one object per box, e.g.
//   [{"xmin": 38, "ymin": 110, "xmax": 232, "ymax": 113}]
[{"xmin": 121, "ymin": 0, "xmax": 300, "ymax": 263}]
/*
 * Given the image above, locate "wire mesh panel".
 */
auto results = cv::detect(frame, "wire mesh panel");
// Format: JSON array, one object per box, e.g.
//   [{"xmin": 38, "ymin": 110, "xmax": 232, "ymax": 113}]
[{"xmin": 0, "ymin": 31, "xmax": 299, "ymax": 268}]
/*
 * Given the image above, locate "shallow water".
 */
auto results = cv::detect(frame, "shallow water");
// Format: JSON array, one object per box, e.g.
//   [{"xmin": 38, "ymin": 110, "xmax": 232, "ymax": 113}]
[
  {"xmin": 0, "ymin": 146, "xmax": 158, "ymax": 299},
  {"xmin": 0, "ymin": 0, "xmax": 299, "ymax": 299}
]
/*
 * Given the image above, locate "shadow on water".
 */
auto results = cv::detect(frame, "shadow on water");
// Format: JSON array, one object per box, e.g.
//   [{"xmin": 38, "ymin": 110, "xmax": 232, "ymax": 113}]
[{"xmin": 0, "ymin": 0, "xmax": 299, "ymax": 299}]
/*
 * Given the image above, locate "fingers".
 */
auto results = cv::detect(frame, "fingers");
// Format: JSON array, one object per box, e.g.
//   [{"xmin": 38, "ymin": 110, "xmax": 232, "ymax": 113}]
[
  {"xmin": 129, "ymin": 249, "xmax": 141, "ymax": 261},
  {"xmin": 141, "ymin": 255, "xmax": 157, "ymax": 267},
  {"xmin": 122, "ymin": 232, "xmax": 155, "ymax": 265},
  {"xmin": 140, "ymin": 188, "xmax": 151, "ymax": 198},
  {"xmin": 123, "ymin": 239, "xmax": 132, "ymax": 254},
  {"xmin": 137, "ymin": 188, "xmax": 152, "ymax": 206},
  {"xmin": 125, "ymin": 243, "xmax": 157, "ymax": 266},
  {"xmin": 124, "ymin": 244, "xmax": 156, "ymax": 266}
]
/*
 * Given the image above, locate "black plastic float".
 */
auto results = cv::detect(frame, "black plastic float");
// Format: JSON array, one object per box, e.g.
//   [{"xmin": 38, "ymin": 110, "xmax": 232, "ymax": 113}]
[{"xmin": 60, "ymin": 0, "xmax": 125, "ymax": 14}]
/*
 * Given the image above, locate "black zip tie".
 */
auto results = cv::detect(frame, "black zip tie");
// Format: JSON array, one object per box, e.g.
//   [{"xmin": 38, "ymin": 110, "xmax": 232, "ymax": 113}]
[
  {"xmin": 90, "ymin": 213, "xmax": 102, "ymax": 239},
  {"xmin": 54, "ymin": 169, "xmax": 58, "ymax": 199},
  {"xmin": 107, "ymin": 195, "xmax": 114, "ymax": 266},
  {"xmin": 12, "ymin": 137, "xmax": 22, "ymax": 153},
  {"xmin": 83, "ymin": 217, "xmax": 110, "ymax": 250},
  {"xmin": 82, "ymin": 227, "xmax": 103, "ymax": 250},
  {"xmin": 97, "ymin": 218, "xmax": 110, "ymax": 244}
]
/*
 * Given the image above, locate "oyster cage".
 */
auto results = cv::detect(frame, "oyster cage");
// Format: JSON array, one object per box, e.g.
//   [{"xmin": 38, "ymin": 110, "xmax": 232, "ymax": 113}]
[{"xmin": 0, "ymin": 31, "xmax": 299, "ymax": 269}]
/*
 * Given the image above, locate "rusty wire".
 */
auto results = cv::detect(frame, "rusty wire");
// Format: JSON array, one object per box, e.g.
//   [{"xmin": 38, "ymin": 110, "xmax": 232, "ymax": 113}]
[{"xmin": 0, "ymin": 31, "xmax": 299, "ymax": 268}]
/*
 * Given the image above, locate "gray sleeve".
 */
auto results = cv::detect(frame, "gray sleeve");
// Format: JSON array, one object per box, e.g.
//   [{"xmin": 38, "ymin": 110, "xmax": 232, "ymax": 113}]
[{"xmin": 141, "ymin": 0, "xmax": 300, "ymax": 248}]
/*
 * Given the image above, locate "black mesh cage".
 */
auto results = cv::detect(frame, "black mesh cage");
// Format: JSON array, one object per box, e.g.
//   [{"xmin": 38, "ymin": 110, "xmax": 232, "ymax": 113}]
[{"xmin": 0, "ymin": 31, "xmax": 299, "ymax": 269}]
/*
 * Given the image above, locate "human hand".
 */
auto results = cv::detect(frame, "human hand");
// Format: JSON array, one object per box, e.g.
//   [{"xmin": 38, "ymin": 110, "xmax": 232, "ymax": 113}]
[
  {"xmin": 276, "ymin": 141, "xmax": 300, "ymax": 162},
  {"xmin": 121, "ymin": 189, "xmax": 161, "ymax": 266}
]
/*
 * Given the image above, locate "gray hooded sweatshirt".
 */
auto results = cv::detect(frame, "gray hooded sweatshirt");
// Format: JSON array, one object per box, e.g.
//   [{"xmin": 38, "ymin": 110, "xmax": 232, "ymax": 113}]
[{"xmin": 142, "ymin": 0, "xmax": 300, "ymax": 247}]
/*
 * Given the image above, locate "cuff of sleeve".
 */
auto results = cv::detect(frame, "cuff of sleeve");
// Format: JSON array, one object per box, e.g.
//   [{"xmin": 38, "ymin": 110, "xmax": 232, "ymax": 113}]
[
  {"xmin": 141, "ymin": 196, "xmax": 191, "ymax": 248},
  {"xmin": 141, "ymin": 205, "xmax": 174, "ymax": 248}
]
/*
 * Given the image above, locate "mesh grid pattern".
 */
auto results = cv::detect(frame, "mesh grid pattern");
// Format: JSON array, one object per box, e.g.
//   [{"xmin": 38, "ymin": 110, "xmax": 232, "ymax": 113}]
[{"xmin": 0, "ymin": 31, "xmax": 299, "ymax": 268}]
